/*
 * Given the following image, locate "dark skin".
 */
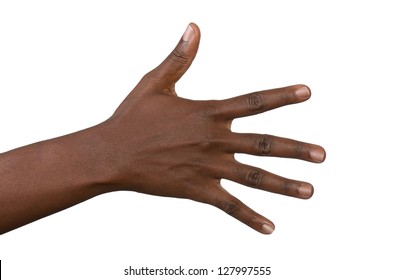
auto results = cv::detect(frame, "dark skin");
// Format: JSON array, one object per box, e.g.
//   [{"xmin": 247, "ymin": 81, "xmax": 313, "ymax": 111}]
[{"xmin": 0, "ymin": 23, "xmax": 325, "ymax": 235}]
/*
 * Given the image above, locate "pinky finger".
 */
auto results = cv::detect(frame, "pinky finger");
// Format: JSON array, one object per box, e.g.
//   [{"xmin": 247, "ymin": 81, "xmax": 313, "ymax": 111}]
[{"xmin": 212, "ymin": 186, "xmax": 275, "ymax": 234}]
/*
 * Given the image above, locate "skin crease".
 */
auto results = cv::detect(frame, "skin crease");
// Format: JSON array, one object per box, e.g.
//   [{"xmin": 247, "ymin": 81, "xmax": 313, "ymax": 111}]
[{"xmin": 0, "ymin": 23, "xmax": 325, "ymax": 235}]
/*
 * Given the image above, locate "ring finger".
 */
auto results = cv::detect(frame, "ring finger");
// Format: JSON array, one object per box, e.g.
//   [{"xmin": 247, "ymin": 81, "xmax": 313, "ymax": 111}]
[{"xmin": 221, "ymin": 162, "xmax": 314, "ymax": 199}]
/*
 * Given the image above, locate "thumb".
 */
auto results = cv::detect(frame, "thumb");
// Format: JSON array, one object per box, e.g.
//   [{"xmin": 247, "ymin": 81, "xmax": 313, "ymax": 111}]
[{"xmin": 147, "ymin": 23, "xmax": 200, "ymax": 94}]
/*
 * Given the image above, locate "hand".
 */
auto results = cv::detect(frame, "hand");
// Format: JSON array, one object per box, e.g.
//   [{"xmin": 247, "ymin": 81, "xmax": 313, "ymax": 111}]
[{"xmin": 98, "ymin": 23, "xmax": 326, "ymax": 235}]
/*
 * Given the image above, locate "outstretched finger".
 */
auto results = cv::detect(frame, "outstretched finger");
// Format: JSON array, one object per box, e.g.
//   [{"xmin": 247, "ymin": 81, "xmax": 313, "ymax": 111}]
[
  {"xmin": 221, "ymin": 162, "xmax": 314, "ymax": 199},
  {"xmin": 217, "ymin": 84, "xmax": 311, "ymax": 120},
  {"xmin": 226, "ymin": 133, "xmax": 326, "ymax": 163},
  {"xmin": 143, "ymin": 23, "xmax": 201, "ymax": 95},
  {"xmin": 212, "ymin": 186, "xmax": 275, "ymax": 234}
]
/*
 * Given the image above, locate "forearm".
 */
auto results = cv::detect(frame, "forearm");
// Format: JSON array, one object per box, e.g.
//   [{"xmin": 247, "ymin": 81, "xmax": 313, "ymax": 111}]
[{"xmin": 0, "ymin": 124, "xmax": 115, "ymax": 234}]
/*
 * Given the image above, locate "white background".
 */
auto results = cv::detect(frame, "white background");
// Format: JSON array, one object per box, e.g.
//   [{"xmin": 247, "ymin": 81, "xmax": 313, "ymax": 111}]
[{"xmin": 0, "ymin": 0, "xmax": 392, "ymax": 279}]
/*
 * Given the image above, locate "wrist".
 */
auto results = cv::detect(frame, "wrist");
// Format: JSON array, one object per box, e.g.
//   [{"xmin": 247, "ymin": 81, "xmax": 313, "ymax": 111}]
[{"xmin": 66, "ymin": 123, "xmax": 122, "ymax": 193}]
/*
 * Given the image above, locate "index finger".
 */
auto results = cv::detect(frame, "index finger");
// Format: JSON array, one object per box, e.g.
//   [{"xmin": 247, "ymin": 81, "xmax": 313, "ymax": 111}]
[{"xmin": 217, "ymin": 84, "xmax": 311, "ymax": 120}]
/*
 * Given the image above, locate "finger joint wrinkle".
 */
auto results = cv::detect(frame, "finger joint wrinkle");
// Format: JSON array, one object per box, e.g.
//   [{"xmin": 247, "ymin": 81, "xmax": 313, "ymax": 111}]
[
  {"xmin": 247, "ymin": 93, "xmax": 265, "ymax": 111},
  {"xmin": 169, "ymin": 49, "xmax": 189, "ymax": 65},
  {"xmin": 257, "ymin": 135, "xmax": 272, "ymax": 154},
  {"xmin": 247, "ymin": 170, "xmax": 263, "ymax": 187},
  {"xmin": 223, "ymin": 200, "xmax": 240, "ymax": 215}
]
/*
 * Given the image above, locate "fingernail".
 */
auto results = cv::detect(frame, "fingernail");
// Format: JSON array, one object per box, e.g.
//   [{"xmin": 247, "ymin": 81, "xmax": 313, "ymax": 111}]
[
  {"xmin": 298, "ymin": 183, "xmax": 313, "ymax": 199},
  {"xmin": 182, "ymin": 24, "xmax": 195, "ymax": 42},
  {"xmin": 261, "ymin": 223, "xmax": 275, "ymax": 234},
  {"xmin": 295, "ymin": 86, "xmax": 311, "ymax": 100},
  {"xmin": 310, "ymin": 147, "xmax": 326, "ymax": 163}
]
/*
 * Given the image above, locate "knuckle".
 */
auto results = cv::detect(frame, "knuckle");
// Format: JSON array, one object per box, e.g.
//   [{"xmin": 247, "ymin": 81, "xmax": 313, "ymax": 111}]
[
  {"xmin": 223, "ymin": 200, "xmax": 240, "ymax": 216},
  {"xmin": 247, "ymin": 170, "xmax": 263, "ymax": 187},
  {"xmin": 140, "ymin": 70, "xmax": 161, "ymax": 87},
  {"xmin": 295, "ymin": 143, "xmax": 304, "ymax": 157},
  {"xmin": 247, "ymin": 92, "xmax": 265, "ymax": 111},
  {"xmin": 247, "ymin": 215, "xmax": 258, "ymax": 226},
  {"xmin": 199, "ymin": 134, "xmax": 218, "ymax": 150},
  {"xmin": 256, "ymin": 134, "xmax": 272, "ymax": 154},
  {"xmin": 168, "ymin": 47, "xmax": 189, "ymax": 66},
  {"xmin": 140, "ymin": 70, "xmax": 155, "ymax": 83},
  {"xmin": 281, "ymin": 180, "xmax": 294, "ymax": 194},
  {"xmin": 282, "ymin": 89, "xmax": 293, "ymax": 101},
  {"xmin": 199, "ymin": 102, "xmax": 219, "ymax": 119}
]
